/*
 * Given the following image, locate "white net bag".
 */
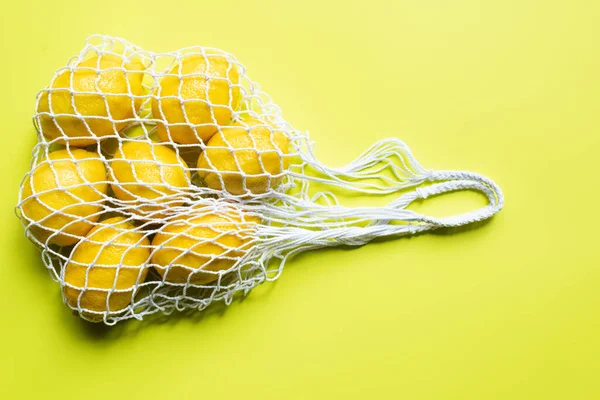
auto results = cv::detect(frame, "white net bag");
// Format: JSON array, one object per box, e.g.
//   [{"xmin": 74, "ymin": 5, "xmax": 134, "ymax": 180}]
[{"xmin": 16, "ymin": 35, "xmax": 504, "ymax": 324}]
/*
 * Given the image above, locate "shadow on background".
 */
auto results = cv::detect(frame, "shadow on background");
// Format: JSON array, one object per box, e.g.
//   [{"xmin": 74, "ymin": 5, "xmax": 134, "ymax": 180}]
[
  {"xmin": 63, "ymin": 214, "xmax": 497, "ymax": 342},
  {"xmin": 70, "ymin": 288, "xmax": 255, "ymax": 342}
]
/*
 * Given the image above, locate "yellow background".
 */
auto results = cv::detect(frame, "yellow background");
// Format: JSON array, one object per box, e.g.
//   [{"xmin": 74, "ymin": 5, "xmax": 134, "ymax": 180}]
[{"xmin": 1, "ymin": 1, "xmax": 599, "ymax": 399}]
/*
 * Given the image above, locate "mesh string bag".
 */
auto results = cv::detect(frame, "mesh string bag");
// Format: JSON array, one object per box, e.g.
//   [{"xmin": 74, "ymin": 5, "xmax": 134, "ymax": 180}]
[{"xmin": 16, "ymin": 35, "xmax": 504, "ymax": 324}]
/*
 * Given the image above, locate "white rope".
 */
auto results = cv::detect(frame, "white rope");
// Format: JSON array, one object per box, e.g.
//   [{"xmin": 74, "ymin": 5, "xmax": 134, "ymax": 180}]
[{"xmin": 15, "ymin": 35, "xmax": 504, "ymax": 324}]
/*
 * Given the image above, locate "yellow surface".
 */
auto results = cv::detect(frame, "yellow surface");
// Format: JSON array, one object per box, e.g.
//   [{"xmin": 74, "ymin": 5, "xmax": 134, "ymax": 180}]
[{"xmin": 1, "ymin": 1, "xmax": 599, "ymax": 399}]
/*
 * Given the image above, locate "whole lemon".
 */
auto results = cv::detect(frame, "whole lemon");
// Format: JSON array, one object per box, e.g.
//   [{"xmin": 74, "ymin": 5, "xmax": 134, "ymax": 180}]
[
  {"xmin": 63, "ymin": 216, "xmax": 151, "ymax": 321},
  {"xmin": 152, "ymin": 51, "xmax": 242, "ymax": 145},
  {"xmin": 151, "ymin": 211, "xmax": 258, "ymax": 285},
  {"xmin": 37, "ymin": 54, "xmax": 145, "ymax": 147},
  {"xmin": 109, "ymin": 141, "xmax": 191, "ymax": 214},
  {"xmin": 196, "ymin": 118, "xmax": 290, "ymax": 195},
  {"xmin": 20, "ymin": 149, "xmax": 108, "ymax": 247}
]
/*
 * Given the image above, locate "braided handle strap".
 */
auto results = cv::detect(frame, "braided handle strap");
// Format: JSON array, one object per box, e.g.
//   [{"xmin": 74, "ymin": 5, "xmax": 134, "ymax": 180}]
[
  {"xmin": 265, "ymin": 139, "xmax": 505, "ymax": 249},
  {"xmin": 258, "ymin": 169, "xmax": 503, "ymax": 253},
  {"xmin": 395, "ymin": 170, "xmax": 504, "ymax": 229}
]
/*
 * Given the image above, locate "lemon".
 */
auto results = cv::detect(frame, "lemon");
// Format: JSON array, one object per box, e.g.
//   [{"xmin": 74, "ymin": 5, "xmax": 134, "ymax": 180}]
[
  {"xmin": 196, "ymin": 118, "xmax": 290, "ymax": 195},
  {"xmin": 122, "ymin": 124, "xmax": 153, "ymax": 139},
  {"xmin": 37, "ymin": 54, "xmax": 145, "ymax": 147},
  {"xmin": 151, "ymin": 210, "xmax": 258, "ymax": 285},
  {"xmin": 20, "ymin": 149, "xmax": 108, "ymax": 247},
  {"xmin": 109, "ymin": 141, "xmax": 191, "ymax": 214},
  {"xmin": 152, "ymin": 51, "xmax": 242, "ymax": 145},
  {"xmin": 63, "ymin": 216, "xmax": 151, "ymax": 321}
]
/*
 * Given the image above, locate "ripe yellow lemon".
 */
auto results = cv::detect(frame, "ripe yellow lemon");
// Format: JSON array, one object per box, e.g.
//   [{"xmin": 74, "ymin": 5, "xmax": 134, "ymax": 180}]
[
  {"xmin": 63, "ymin": 216, "xmax": 151, "ymax": 321},
  {"xmin": 20, "ymin": 149, "xmax": 108, "ymax": 247},
  {"xmin": 196, "ymin": 118, "xmax": 290, "ymax": 195},
  {"xmin": 109, "ymin": 141, "xmax": 191, "ymax": 214},
  {"xmin": 152, "ymin": 51, "xmax": 242, "ymax": 145},
  {"xmin": 151, "ymin": 210, "xmax": 259, "ymax": 285},
  {"xmin": 37, "ymin": 54, "xmax": 145, "ymax": 147}
]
